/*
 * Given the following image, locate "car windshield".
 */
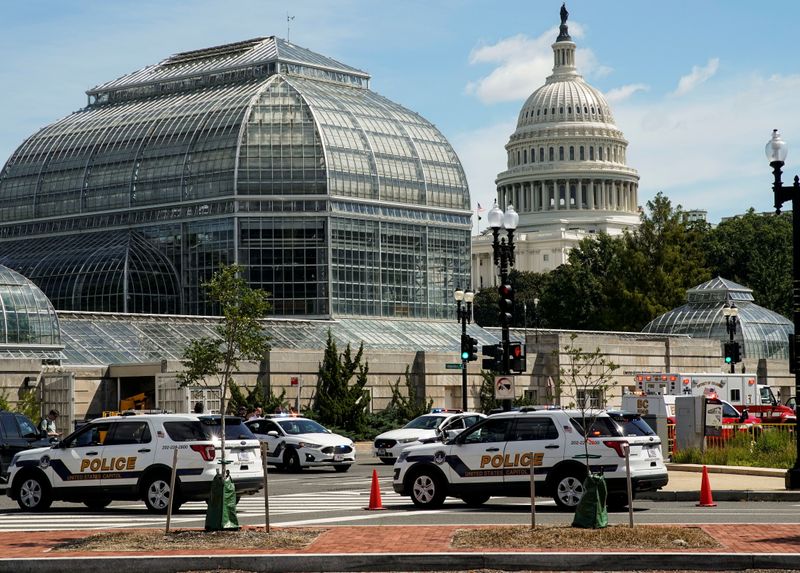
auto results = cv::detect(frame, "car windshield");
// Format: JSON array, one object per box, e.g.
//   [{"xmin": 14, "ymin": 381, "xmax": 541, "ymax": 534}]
[
  {"xmin": 404, "ymin": 415, "xmax": 447, "ymax": 430},
  {"xmin": 277, "ymin": 419, "xmax": 328, "ymax": 435},
  {"xmin": 608, "ymin": 413, "xmax": 656, "ymax": 436}
]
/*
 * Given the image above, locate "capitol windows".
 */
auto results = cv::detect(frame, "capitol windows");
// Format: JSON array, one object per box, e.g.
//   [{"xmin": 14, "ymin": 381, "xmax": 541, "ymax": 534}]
[
  {"xmin": 579, "ymin": 146, "xmax": 585, "ymax": 160},
  {"xmin": 539, "ymin": 148, "xmax": 544, "ymax": 162},
  {"xmin": 549, "ymin": 147, "xmax": 554, "ymax": 161},
  {"xmin": 569, "ymin": 146, "xmax": 575, "ymax": 160},
  {"xmin": 531, "ymin": 148, "xmax": 535, "ymax": 163},
  {"xmin": 598, "ymin": 147, "xmax": 603, "ymax": 161},
  {"xmin": 517, "ymin": 150, "xmax": 520, "ymax": 165},
  {"xmin": 589, "ymin": 147, "xmax": 594, "ymax": 160},
  {"xmin": 543, "ymin": 109, "xmax": 547, "ymax": 116},
  {"xmin": 558, "ymin": 147, "xmax": 564, "ymax": 161},
  {"xmin": 568, "ymin": 106, "xmax": 572, "ymax": 114},
  {"xmin": 560, "ymin": 107, "xmax": 564, "ymax": 114}
]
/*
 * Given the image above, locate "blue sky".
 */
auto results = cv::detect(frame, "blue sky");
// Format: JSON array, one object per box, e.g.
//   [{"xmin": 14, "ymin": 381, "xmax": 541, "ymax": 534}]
[{"xmin": 2, "ymin": 0, "xmax": 799, "ymax": 233}]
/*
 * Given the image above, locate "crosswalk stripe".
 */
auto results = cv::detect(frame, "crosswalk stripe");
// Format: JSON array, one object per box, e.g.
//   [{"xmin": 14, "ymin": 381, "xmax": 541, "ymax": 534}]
[{"xmin": 0, "ymin": 490, "xmax": 410, "ymax": 531}]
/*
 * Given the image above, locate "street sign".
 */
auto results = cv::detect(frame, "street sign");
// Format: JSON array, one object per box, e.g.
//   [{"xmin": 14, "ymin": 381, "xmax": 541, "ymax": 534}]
[
  {"xmin": 495, "ymin": 376, "xmax": 514, "ymax": 399},
  {"xmin": 445, "ymin": 363, "xmax": 463, "ymax": 370},
  {"xmin": 290, "ymin": 376, "xmax": 299, "ymax": 386}
]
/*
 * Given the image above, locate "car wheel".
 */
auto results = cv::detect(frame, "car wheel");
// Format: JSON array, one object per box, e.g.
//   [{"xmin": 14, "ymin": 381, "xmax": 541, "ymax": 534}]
[
  {"xmin": 283, "ymin": 449, "xmax": 301, "ymax": 472},
  {"xmin": 15, "ymin": 474, "xmax": 52, "ymax": 512},
  {"xmin": 84, "ymin": 497, "xmax": 112, "ymax": 511},
  {"xmin": 143, "ymin": 474, "xmax": 177, "ymax": 513},
  {"xmin": 379, "ymin": 458, "xmax": 395, "ymax": 465},
  {"xmin": 333, "ymin": 464, "xmax": 350, "ymax": 473},
  {"xmin": 409, "ymin": 469, "xmax": 446, "ymax": 509},
  {"xmin": 460, "ymin": 494, "xmax": 490, "ymax": 507},
  {"xmin": 552, "ymin": 470, "xmax": 586, "ymax": 510}
]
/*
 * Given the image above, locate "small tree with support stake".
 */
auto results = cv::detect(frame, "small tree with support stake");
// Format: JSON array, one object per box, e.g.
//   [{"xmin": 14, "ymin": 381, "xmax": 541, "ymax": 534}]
[
  {"xmin": 177, "ymin": 264, "xmax": 271, "ymax": 529},
  {"xmin": 554, "ymin": 334, "xmax": 618, "ymax": 528}
]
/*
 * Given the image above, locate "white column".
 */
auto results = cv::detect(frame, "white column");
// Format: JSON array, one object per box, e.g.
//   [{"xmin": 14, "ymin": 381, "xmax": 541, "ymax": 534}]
[
  {"xmin": 588, "ymin": 180, "xmax": 595, "ymax": 209},
  {"xmin": 577, "ymin": 180, "xmax": 583, "ymax": 209}
]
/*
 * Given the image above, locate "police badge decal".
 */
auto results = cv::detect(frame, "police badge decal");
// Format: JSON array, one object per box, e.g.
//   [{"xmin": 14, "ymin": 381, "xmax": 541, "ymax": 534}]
[
  {"xmin": 433, "ymin": 450, "xmax": 446, "ymax": 465},
  {"xmin": 39, "ymin": 454, "xmax": 50, "ymax": 469}
]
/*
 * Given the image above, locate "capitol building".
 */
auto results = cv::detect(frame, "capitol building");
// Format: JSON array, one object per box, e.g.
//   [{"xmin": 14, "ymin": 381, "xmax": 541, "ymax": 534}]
[{"xmin": 472, "ymin": 6, "xmax": 640, "ymax": 288}]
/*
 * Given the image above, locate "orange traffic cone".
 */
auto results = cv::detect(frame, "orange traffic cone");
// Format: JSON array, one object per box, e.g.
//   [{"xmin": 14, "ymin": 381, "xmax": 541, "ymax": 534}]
[
  {"xmin": 365, "ymin": 469, "xmax": 386, "ymax": 510},
  {"xmin": 696, "ymin": 465, "xmax": 717, "ymax": 507}
]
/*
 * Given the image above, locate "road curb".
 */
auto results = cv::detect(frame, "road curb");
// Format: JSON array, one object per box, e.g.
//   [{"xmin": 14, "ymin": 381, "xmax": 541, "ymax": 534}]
[
  {"xmin": 2, "ymin": 551, "xmax": 799, "ymax": 573},
  {"xmin": 639, "ymin": 489, "xmax": 800, "ymax": 502}
]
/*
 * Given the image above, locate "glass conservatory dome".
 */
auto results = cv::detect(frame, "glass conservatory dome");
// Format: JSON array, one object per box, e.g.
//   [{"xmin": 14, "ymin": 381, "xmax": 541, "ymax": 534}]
[
  {"xmin": 641, "ymin": 277, "xmax": 792, "ymax": 360},
  {"xmin": 0, "ymin": 264, "xmax": 60, "ymax": 347}
]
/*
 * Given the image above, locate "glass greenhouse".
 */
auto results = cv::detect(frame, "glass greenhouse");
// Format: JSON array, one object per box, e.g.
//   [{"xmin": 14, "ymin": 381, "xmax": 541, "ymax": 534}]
[
  {"xmin": 0, "ymin": 37, "xmax": 471, "ymax": 319},
  {"xmin": 0, "ymin": 264, "xmax": 61, "ymax": 350},
  {"xmin": 641, "ymin": 277, "xmax": 792, "ymax": 360}
]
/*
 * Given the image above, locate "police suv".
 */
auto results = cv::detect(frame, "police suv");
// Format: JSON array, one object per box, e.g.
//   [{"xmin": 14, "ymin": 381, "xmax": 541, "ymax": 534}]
[
  {"xmin": 392, "ymin": 408, "xmax": 668, "ymax": 510},
  {"xmin": 4, "ymin": 413, "xmax": 264, "ymax": 512}
]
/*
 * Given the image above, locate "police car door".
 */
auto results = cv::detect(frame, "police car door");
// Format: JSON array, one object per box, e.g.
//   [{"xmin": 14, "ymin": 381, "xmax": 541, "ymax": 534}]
[
  {"xmin": 51, "ymin": 421, "xmax": 112, "ymax": 491},
  {"xmin": 447, "ymin": 417, "xmax": 513, "ymax": 486},
  {"xmin": 502, "ymin": 415, "xmax": 563, "ymax": 489},
  {"xmin": 250, "ymin": 419, "xmax": 283, "ymax": 464},
  {"xmin": 101, "ymin": 420, "xmax": 156, "ymax": 491}
]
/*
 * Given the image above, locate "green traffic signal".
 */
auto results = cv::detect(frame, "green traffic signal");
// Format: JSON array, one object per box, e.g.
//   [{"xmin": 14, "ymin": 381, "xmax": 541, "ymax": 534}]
[
  {"xmin": 724, "ymin": 356, "xmax": 732, "ymax": 364},
  {"xmin": 461, "ymin": 350, "xmax": 470, "ymax": 360}
]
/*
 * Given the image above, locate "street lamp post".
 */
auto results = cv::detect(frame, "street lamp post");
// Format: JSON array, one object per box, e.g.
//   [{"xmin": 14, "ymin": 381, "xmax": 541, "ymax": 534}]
[
  {"xmin": 487, "ymin": 200, "xmax": 519, "ymax": 411},
  {"xmin": 723, "ymin": 301, "xmax": 739, "ymax": 374},
  {"xmin": 533, "ymin": 297, "xmax": 540, "ymax": 344},
  {"xmin": 454, "ymin": 288, "xmax": 474, "ymax": 411},
  {"xmin": 765, "ymin": 129, "xmax": 800, "ymax": 489}
]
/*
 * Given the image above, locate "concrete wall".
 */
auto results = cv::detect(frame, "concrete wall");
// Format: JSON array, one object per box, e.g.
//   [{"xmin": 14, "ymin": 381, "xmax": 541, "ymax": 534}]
[{"xmin": 4, "ymin": 331, "xmax": 792, "ymax": 433}]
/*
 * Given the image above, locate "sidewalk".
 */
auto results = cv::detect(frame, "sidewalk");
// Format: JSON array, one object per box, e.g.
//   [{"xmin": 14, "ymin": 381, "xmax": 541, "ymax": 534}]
[{"xmin": 1, "ymin": 464, "xmax": 799, "ymax": 572}]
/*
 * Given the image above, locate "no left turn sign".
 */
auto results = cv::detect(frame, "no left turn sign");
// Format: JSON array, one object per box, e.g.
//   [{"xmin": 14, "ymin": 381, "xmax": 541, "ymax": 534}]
[{"xmin": 495, "ymin": 376, "xmax": 514, "ymax": 399}]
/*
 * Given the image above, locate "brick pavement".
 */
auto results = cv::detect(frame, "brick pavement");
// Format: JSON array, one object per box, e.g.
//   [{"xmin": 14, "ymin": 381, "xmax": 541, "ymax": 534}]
[{"xmin": 1, "ymin": 524, "xmax": 800, "ymax": 559}]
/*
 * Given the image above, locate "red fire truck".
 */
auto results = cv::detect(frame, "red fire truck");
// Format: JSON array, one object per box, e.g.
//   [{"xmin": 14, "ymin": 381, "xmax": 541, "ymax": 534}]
[{"xmin": 632, "ymin": 372, "xmax": 795, "ymax": 424}]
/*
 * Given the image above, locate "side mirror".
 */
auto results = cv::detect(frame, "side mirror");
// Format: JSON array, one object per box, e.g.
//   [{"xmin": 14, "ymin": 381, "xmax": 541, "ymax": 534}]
[
  {"xmin": 267, "ymin": 431, "xmax": 279, "ymax": 437},
  {"xmin": 39, "ymin": 429, "xmax": 49, "ymax": 439},
  {"xmin": 444, "ymin": 429, "xmax": 460, "ymax": 441}
]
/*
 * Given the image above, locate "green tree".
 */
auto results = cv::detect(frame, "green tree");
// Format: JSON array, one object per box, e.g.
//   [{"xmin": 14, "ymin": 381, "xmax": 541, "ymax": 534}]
[
  {"xmin": 703, "ymin": 209, "xmax": 792, "ymax": 318},
  {"xmin": 472, "ymin": 287, "xmax": 499, "ymax": 327},
  {"xmin": 385, "ymin": 365, "xmax": 432, "ymax": 422},
  {"xmin": 177, "ymin": 264, "xmax": 271, "ymax": 465},
  {"xmin": 615, "ymin": 192, "xmax": 710, "ymax": 329},
  {"xmin": 313, "ymin": 331, "xmax": 370, "ymax": 433}
]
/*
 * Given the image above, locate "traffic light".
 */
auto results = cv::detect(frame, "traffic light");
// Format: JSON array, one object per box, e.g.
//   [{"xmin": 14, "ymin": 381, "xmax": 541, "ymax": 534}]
[
  {"xmin": 498, "ymin": 284, "xmax": 514, "ymax": 326},
  {"xmin": 509, "ymin": 341, "xmax": 526, "ymax": 373},
  {"xmin": 467, "ymin": 336, "xmax": 478, "ymax": 362},
  {"xmin": 481, "ymin": 343, "xmax": 502, "ymax": 371},
  {"xmin": 460, "ymin": 335, "xmax": 478, "ymax": 362},
  {"xmin": 723, "ymin": 341, "xmax": 741, "ymax": 364}
]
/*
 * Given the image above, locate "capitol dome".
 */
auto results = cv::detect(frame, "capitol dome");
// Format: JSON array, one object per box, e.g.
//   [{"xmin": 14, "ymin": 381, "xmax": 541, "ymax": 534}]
[{"xmin": 473, "ymin": 4, "xmax": 641, "ymax": 281}]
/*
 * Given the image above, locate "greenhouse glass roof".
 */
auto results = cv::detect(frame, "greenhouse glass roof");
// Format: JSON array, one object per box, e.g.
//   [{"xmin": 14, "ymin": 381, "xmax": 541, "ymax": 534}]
[
  {"xmin": 641, "ymin": 277, "xmax": 792, "ymax": 360},
  {"xmin": 56, "ymin": 312, "xmax": 500, "ymax": 366}
]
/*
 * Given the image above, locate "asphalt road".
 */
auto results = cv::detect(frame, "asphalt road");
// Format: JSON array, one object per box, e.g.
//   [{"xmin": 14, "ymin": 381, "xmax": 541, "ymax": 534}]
[{"xmin": 1, "ymin": 456, "xmax": 799, "ymax": 531}]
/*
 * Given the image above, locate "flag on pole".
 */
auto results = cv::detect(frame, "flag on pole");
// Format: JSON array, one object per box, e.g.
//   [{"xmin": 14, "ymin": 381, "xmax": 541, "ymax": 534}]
[{"xmin": 477, "ymin": 202, "xmax": 485, "ymax": 220}]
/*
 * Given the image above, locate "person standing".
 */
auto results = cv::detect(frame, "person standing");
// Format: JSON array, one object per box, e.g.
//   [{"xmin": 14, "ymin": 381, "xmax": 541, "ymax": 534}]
[{"xmin": 39, "ymin": 409, "xmax": 61, "ymax": 438}]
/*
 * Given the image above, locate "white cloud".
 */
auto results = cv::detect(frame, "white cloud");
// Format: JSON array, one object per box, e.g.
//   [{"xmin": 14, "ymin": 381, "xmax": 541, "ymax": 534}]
[
  {"xmin": 615, "ymin": 71, "xmax": 800, "ymax": 217},
  {"xmin": 672, "ymin": 58, "xmax": 720, "ymax": 97},
  {"xmin": 605, "ymin": 83, "xmax": 649, "ymax": 104},
  {"xmin": 450, "ymin": 120, "xmax": 516, "ymax": 233},
  {"xmin": 465, "ymin": 24, "xmax": 608, "ymax": 104}
]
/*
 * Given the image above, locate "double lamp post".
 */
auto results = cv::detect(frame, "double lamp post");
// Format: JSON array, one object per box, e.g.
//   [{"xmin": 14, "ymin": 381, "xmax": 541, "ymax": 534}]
[{"xmin": 765, "ymin": 129, "xmax": 800, "ymax": 489}]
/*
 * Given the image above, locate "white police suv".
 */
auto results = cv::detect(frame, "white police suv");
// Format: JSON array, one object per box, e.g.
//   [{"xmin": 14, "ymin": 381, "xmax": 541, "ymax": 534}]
[
  {"xmin": 392, "ymin": 408, "xmax": 668, "ymax": 510},
  {"xmin": 245, "ymin": 416, "xmax": 355, "ymax": 472},
  {"xmin": 4, "ymin": 413, "xmax": 264, "ymax": 512},
  {"xmin": 373, "ymin": 409, "xmax": 485, "ymax": 464}
]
